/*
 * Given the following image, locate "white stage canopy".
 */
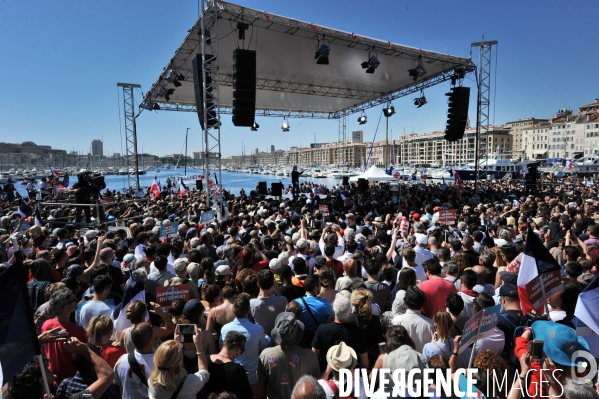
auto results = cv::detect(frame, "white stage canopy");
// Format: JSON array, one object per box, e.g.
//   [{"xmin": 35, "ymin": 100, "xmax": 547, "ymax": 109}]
[
  {"xmin": 141, "ymin": 0, "xmax": 475, "ymax": 119},
  {"xmin": 350, "ymin": 165, "xmax": 397, "ymax": 182}
]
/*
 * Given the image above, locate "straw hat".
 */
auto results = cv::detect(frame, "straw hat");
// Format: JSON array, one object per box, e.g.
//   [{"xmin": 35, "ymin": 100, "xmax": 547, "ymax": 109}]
[{"xmin": 326, "ymin": 342, "xmax": 357, "ymax": 371}]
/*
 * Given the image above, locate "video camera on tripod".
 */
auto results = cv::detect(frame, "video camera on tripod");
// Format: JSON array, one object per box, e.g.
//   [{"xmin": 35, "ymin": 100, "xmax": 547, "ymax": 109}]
[{"xmin": 76, "ymin": 171, "xmax": 106, "ymax": 203}]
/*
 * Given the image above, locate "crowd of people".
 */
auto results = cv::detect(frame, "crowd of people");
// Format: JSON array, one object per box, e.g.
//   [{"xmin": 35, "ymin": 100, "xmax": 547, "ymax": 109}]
[{"xmin": 1, "ymin": 169, "xmax": 599, "ymax": 399}]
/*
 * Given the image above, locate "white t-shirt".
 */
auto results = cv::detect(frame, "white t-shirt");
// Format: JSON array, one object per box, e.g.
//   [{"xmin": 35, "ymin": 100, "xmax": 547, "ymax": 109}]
[
  {"xmin": 114, "ymin": 351, "xmax": 155, "ymax": 399},
  {"xmin": 149, "ymin": 370, "xmax": 210, "ymax": 399}
]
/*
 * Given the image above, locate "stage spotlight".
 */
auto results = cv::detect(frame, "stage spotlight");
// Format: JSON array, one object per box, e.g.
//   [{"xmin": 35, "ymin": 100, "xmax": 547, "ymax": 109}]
[
  {"xmin": 413, "ymin": 95, "xmax": 427, "ymax": 108},
  {"xmin": 383, "ymin": 105, "xmax": 395, "ymax": 117},
  {"xmin": 152, "ymin": 103, "xmax": 161, "ymax": 110},
  {"xmin": 173, "ymin": 80, "xmax": 182, "ymax": 87},
  {"xmin": 315, "ymin": 43, "xmax": 330, "ymax": 65},
  {"xmin": 361, "ymin": 54, "xmax": 380, "ymax": 74},
  {"xmin": 164, "ymin": 88, "xmax": 175, "ymax": 102},
  {"xmin": 357, "ymin": 114, "xmax": 367, "ymax": 125},
  {"xmin": 237, "ymin": 22, "xmax": 249, "ymax": 40},
  {"xmin": 281, "ymin": 118, "xmax": 290, "ymax": 132},
  {"xmin": 251, "ymin": 122, "xmax": 259, "ymax": 131},
  {"xmin": 407, "ymin": 58, "xmax": 426, "ymax": 81}
]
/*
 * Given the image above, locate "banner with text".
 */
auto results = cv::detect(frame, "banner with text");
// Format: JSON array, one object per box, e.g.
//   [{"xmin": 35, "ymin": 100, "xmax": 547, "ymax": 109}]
[
  {"xmin": 159, "ymin": 222, "xmax": 179, "ymax": 241},
  {"xmin": 156, "ymin": 284, "xmax": 191, "ymax": 310}
]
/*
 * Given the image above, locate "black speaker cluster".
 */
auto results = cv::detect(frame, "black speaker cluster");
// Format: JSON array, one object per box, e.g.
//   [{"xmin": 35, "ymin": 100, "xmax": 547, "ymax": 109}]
[
  {"xmin": 444, "ymin": 87, "xmax": 470, "ymax": 142},
  {"xmin": 232, "ymin": 49, "xmax": 257, "ymax": 127}
]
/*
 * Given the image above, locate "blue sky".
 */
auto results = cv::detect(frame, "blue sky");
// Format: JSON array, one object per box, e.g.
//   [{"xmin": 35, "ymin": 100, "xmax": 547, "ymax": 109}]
[{"xmin": 1, "ymin": 0, "xmax": 598, "ymax": 158}]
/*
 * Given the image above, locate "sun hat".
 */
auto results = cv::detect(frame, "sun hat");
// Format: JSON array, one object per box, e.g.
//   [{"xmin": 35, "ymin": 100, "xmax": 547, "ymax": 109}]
[
  {"xmin": 215, "ymin": 265, "xmax": 232, "ymax": 276},
  {"xmin": 531, "ymin": 320, "xmax": 589, "ymax": 366},
  {"xmin": 271, "ymin": 312, "xmax": 304, "ymax": 347},
  {"xmin": 326, "ymin": 342, "xmax": 357, "ymax": 371},
  {"xmin": 173, "ymin": 258, "xmax": 188, "ymax": 274},
  {"xmin": 415, "ymin": 233, "xmax": 428, "ymax": 246}
]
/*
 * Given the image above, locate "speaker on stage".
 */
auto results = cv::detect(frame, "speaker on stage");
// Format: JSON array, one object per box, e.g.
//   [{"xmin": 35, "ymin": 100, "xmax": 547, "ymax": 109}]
[
  {"xmin": 232, "ymin": 49, "xmax": 257, "ymax": 127},
  {"xmin": 271, "ymin": 182, "xmax": 283, "ymax": 197},
  {"xmin": 342, "ymin": 176, "xmax": 349, "ymax": 186},
  {"xmin": 258, "ymin": 181, "xmax": 267, "ymax": 195},
  {"xmin": 196, "ymin": 179, "xmax": 203, "ymax": 191},
  {"xmin": 358, "ymin": 178, "xmax": 368, "ymax": 192}
]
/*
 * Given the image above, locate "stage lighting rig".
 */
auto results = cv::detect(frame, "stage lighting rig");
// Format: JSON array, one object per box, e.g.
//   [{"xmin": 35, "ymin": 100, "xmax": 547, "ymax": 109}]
[
  {"xmin": 251, "ymin": 122, "xmax": 259, "ymax": 131},
  {"xmin": 361, "ymin": 47, "xmax": 380, "ymax": 74},
  {"xmin": 357, "ymin": 112, "xmax": 367, "ymax": 125},
  {"xmin": 413, "ymin": 91, "xmax": 427, "ymax": 108},
  {"xmin": 408, "ymin": 57, "xmax": 426, "ymax": 81},
  {"xmin": 383, "ymin": 104, "xmax": 395, "ymax": 117},
  {"xmin": 281, "ymin": 118, "xmax": 290, "ymax": 132},
  {"xmin": 164, "ymin": 88, "xmax": 175, "ymax": 102},
  {"xmin": 237, "ymin": 22, "xmax": 249, "ymax": 40},
  {"xmin": 314, "ymin": 35, "xmax": 330, "ymax": 65}
]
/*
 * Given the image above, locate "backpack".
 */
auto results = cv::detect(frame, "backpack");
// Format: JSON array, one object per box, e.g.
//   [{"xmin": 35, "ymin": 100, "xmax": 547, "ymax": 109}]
[{"xmin": 498, "ymin": 313, "xmax": 527, "ymax": 367}]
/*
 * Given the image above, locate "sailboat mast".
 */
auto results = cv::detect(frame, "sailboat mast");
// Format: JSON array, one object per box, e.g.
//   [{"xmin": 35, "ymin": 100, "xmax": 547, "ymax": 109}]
[{"xmin": 184, "ymin": 128, "xmax": 189, "ymax": 175}]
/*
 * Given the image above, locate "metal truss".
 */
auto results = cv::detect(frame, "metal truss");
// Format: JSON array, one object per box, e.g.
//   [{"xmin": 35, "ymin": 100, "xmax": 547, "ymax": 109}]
[
  {"xmin": 338, "ymin": 115, "xmax": 347, "ymax": 167},
  {"xmin": 472, "ymin": 38, "xmax": 498, "ymax": 191},
  {"xmin": 117, "ymin": 83, "xmax": 141, "ymax": 191},
  {"xmin": 145, "ymin": 66, "xmax": 476, "ymax": 120},
  {"xmin": 214, "ymin": 1, "xmax": 471, "ymax": 65},
  {"xmin": 201, "ymin": 0, "xmax": 222, "ymax": 207}
]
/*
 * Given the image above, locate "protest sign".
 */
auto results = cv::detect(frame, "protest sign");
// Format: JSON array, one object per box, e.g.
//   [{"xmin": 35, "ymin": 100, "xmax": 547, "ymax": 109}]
[
  {"xmin": 156, "ymin": 284, "xmax": 191, "ymax": 310},
  {"xmin": 438, "ymin": 209, "xmax": 456, "ymax": 225},
  {"xmin": 20, "ymin": 221, "xmax": 30, "ymax": 234},
  {"xmin": 159, "ymin": 222, "xmax": 179, "ymax": 241},
  {"xmin": 201, "ymin": 210, "xmax": 215, "ymax": 224},
  {"xmin": 319, "ymin": 204, "xmax": 329, "ymax": 216},
  {"xmin": 459, "ymin": 304, "xmax": 501, "ymax": 355}
]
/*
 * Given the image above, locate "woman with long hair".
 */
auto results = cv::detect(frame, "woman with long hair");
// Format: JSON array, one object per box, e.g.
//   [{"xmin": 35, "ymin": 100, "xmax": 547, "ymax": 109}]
[
  {"xmin": 351, "ymin": 288, "xmax": 384, "ymax": 369},
  {"xmin": 87, "ymin": 315, "xmax": 126, "ymax": 368},
  {"xmin": 422, "ymin": 311, "xmax": 470, "ymax": 369},
  {"xmin": 205, "ymin": 282, "xmax": 237, "ymax": 339},
  {"xmin": 201, "ymin": 331, "xmax": 252, "ymax": 399},
  {"xmin": 491, "ymin": 246, "xmax": 508, "ymax": 288},
  {"xmin": 452, "ymin": 252, "xmax": 470, "ymax": 274},
  {"xmin": 391, "ymin": 267, "xmax": 417, "ymax": 316},
  {"xmin": 118, "ymin": 300, "xmax": 175, "ymax": 353},
  {"xmin": 148, "ymin": 334, "xmax": 209, "ymax": 398}
]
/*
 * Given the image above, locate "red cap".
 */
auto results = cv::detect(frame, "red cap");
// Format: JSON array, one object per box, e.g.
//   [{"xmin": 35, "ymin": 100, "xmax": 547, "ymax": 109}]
[{"xmin": 413, "ymin": 213, "xmax": 420, "ymax": 220}]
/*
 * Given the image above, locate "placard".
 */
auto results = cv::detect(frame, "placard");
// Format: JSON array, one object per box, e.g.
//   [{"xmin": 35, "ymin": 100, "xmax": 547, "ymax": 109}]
[
  {"xmin": 21, "ymin": 221, "xmax": 30, "ymax": 234},
  {"xmin": 459, "ymin": 303, "xmax": 501, "ymax": 353},
  {"xmin": 156, "ymin": 284, "xmax": 191, "ymax": 310},
  {"xmin": 159, "ymin": 222, "xmax": 179, "ymax": 240},
  {"xmin": 200, "ymin": 210, "xmax": 215, "ymax": 224},
  {"xmin": 318, "ymin": 204, "xmax": 329, "ymax": 216},
  {"xmin": 525, "ymin": 269, "xmax": 564, "ymax": 311},
  {"xmin": 438, "ymin": 209, "xmax": 456, "ymax": 225}
]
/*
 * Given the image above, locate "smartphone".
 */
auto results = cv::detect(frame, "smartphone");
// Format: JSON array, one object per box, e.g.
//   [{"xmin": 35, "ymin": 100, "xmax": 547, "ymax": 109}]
[
  {"xmin": 178, "ymin": 324, "xmax": 195, "ymax": 344},
  {"xmin": 58, "ymin": 329, "xmax": 68, "ymax": 336},
  {"xmin": 528, "ymin": 340, "xmax": 544, "ymax": 362}
]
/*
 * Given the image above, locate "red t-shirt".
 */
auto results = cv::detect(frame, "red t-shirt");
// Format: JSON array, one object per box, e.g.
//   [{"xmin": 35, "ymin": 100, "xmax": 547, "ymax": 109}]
[
  {"xmin": 100, "ymin": 342, "xmax": 127, "ymax": 368},
  {"xmin": 418, "ymin": 277, "xmax": 458, "ymax": 319},
  {"xmin": 41, "ymin": 318, "xmax": 88, "ymax": 385},
  {"xmin": 251, "ymin": 260, "xmax": 268, "ymax": 273}
]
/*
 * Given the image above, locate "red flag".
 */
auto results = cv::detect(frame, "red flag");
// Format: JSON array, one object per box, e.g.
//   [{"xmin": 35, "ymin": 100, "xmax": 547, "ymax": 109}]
[
  {"xmin": 49, "ymin": 165, "xmax": 60, "ymax": 176},
  {"xmin": 150, "ymin": 177, "xmax": 161, "ymax": 199},
  {"xmin": 454, "ymin": 171, "xmax": 462, "ymax": 198},
  {"xmin": 179, "ymin": 179, "xmax": 188, "ymax": 198}
]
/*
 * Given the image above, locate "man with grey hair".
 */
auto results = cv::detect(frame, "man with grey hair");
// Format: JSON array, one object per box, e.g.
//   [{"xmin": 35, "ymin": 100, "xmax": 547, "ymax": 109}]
[
  {"xmin": 443, "ymin": 260, "xmax": 461, "ymax": 291},
  {"xmin": 41, "ymin": 288, "xmax": 88, "ymax": 384},
  {"xmin": 494, "ymin": 229, "xmax": 513, "ymax": 247},
  {"xmin": 457, "ymin": 221, "xmax": 469, "ymax": 237},
  {"xmin": 479, "ymin": 249, "xmax": 497, "ymax": 285},
  {"xmin": 291, "ymin": 376, "xmax": 327, "ymax": 399},
  {"xmin": 311, "ymin": 296, "xmax": 369, "ymax": 372}
]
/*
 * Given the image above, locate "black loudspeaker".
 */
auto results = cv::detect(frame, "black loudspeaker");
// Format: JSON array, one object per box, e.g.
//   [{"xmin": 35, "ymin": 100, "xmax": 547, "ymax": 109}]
[
  {"xmin": 358, "ymin": 178, "xmax": 368, "ymax": 192},
  {"xmin": 271, "ymin": 182, "xmax": 283, "ymax": 197},
  {"xmin": 192, "ymin": 54, "xmax": 218, "ymax": 129},
  {"xmin": 196, "ymin": 179, "xmax": 203, "ymax": 191},
  {"xmin": 258, "ymin": 181, "xmax": 267, "ymax": 195},
  {"xmin": 342, "ymin": 176, "xmax": 349, "ymax": 186},
  {"xmin": 232, "ymin": 49, "xmax": 256, "ymax": 127},
  {"xmin": 444, "ymin": 86, "xmax": 471, "ymax": 142}
]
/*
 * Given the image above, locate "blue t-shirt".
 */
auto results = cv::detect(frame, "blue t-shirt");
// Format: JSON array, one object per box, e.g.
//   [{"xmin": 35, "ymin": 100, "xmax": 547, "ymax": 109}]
[{"xmin": 298, "ymin": 295, "xmax": 332, "ymax": 333}]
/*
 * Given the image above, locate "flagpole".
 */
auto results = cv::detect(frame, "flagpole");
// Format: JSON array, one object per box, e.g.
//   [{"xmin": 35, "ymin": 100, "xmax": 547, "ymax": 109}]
[{"xmin": 37, "ymin": 354, "xmax": 52, "ymax": 399}]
